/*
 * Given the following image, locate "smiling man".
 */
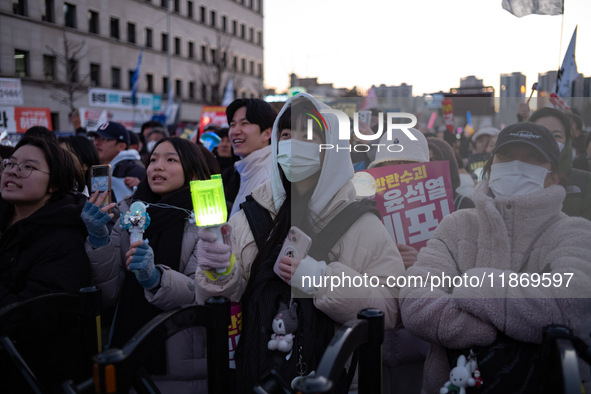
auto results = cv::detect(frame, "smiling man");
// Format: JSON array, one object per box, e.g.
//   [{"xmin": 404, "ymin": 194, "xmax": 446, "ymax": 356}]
[{"xmin": 223, "ymin": 99, "xmax": 277, "ymax": 216}]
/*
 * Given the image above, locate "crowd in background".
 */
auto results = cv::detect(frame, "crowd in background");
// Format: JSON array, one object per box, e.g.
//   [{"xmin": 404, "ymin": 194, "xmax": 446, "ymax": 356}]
[{"xmin": 1, "ymin": 95, "xmax": 591, "ymax": 394}]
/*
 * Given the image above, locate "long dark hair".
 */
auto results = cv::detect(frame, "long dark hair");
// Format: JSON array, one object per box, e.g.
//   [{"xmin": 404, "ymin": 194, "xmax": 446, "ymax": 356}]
[
  {"xmin": 242, "ymin": 98, "xmax": 328, "ymax": 296},
  {"xmin": 11, "ymin": 136, "xmax": 84, "ymax": 201},
  {"xmin": 59, "ymin": 135, "xmax": 100, "ymax": 190},
  {"xmin": 133, "ymin": 137, "xmax": 211, "ymax": 202}
]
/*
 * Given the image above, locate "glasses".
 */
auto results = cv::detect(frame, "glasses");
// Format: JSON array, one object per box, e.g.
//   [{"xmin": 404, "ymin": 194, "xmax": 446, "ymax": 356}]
[{"xmin": 1, "ymin": 159, "xmax": 50, "ymax": 178}]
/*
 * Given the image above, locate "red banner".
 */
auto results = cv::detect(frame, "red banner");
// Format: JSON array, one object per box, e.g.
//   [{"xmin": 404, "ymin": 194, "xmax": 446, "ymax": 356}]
[
  {"xmin": 359, "ymin": 161, "xmax": 454, "ymax": 249},
  {"xmin": 14, "ymin": 107, "xmax": 52, "ymax": 132},
  {"xmin": 441, "ymin": 98, "xmax": 454, "ymax": 134},
  {"xmin": 199, "ymin": 106, "xmax": 227, "ymax": 135}
]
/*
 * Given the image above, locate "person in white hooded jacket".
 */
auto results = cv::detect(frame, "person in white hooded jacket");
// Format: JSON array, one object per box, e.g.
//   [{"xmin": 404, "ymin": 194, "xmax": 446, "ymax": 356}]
[
  {"xmin": 194, "ymin": 93, "xmax": 405, "ymax": 392},
  {"xmin": 400, "ymin": 122, "xmax": 591, "ymax": 394}
]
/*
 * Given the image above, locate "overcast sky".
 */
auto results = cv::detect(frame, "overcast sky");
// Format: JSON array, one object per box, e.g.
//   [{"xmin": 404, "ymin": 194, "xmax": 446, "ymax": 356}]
[{"xmin": 263, "ymin": 0, "xmax": 590, "ymax": 96}]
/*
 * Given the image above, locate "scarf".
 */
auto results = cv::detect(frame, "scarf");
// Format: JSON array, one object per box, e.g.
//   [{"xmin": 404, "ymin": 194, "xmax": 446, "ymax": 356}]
[{"xmin": 109, "ymin": 181, "xmax": 192, "ymax": 374}]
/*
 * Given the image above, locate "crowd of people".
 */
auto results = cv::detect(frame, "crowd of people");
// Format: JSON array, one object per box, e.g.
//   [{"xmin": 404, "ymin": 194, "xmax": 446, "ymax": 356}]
[{"xmin": 1, "ymin": 94, "xmax": 591, "ymax": 394}]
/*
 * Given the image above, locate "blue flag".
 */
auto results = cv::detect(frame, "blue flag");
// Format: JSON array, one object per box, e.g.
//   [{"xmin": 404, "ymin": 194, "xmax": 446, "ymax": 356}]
[{"xmin": 131, "ymin": 49, "xmax": 143, "ymax": 105}]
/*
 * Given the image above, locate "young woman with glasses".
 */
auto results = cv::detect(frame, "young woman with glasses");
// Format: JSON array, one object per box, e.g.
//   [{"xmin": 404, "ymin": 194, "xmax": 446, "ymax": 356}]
[{"xmin": 0, "ymin": 135, "xmax": 90, "ymax": 308}]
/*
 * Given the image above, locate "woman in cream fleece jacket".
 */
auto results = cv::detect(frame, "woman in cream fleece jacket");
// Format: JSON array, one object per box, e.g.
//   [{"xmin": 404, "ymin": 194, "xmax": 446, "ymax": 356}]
[{"xmin": 400, "ymin": 122, "xmax": 591, "ymax": 393}]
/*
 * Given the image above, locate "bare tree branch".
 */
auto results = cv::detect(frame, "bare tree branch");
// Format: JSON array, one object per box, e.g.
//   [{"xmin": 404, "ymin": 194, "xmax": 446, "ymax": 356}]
[{"xmin": 43, "ymin": 28, "xmax": 90, "ymax": 111}]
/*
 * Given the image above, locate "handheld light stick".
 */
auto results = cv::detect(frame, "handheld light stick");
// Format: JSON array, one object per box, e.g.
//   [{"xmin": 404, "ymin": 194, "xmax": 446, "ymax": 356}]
[
  {"xmin": 121, "ymin": 201, "xmax": 150, "ymax": 243},
  {"xmin": 191, "ymin": 174, "xmax": 228, "ymax": 273}
]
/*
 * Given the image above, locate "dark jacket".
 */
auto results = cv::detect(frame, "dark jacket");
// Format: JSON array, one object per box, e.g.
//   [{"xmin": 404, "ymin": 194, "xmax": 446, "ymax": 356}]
[
  {"xmin": 0, "ymin": 193, "xmax": 92, "ymax": 308},
  {"xmin": 111, "ymin": 159, "xmax": 146, "ymax": 179},
  {"xmin": 222, "ymin": 164, "xmax": 241, "ymax": 208}
]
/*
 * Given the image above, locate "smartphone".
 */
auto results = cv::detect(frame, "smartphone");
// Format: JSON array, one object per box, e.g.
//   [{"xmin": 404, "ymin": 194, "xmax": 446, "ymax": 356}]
[
  {"xmin": 274, "ymin": 226, "xmax": 312, "ymax": 281},
  {"xmin": 358, "ymin": 110, "xmax": 372, "ymax": 126},
  {"xmin": 90, "ymin": 165, "xmax": 111, "ymax": 207}
]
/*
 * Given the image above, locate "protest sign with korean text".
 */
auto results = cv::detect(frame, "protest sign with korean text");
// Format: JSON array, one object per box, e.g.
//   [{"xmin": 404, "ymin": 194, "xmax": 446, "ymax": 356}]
[
  {"xmin": 441, "ymin": 98, "xmax": 454, "ymax": 133},
  {"xmin": 0, "ymin": 78, "xmax": 23, "ymax": 106},
  {"xmin": 199, "ymin": 106, "xmax": 228, "ymax": 135},
  {"xmin": 360, "ymin": 161, "xmax": 454, "ymax": 249}
]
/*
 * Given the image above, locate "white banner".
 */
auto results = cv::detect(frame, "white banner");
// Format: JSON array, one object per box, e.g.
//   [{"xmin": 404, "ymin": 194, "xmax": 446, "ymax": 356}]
[
  {"xmin": 0, "ymin": 78, "xmax": 24, "ymax": 106},
  {"xmin": 0, "ymin": 107, "xmax": 17, "ymax": 131},
  {"xmin": 88, "ymin": 88, "xmax": 159, "ymax": 111},
  {"xmin": 80, "ymin": 107, "xmax": 152, "ymax": 133}
]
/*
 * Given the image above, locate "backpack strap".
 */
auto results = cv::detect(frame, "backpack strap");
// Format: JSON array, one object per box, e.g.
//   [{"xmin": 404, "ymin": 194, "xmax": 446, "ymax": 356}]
[
  {"xmin": 308, "ymin": 198, "xmax": 381, "ymax": 262},
  {"xmin": 241, "ymin": 195, "xmax": 273, "ymax": 251}
]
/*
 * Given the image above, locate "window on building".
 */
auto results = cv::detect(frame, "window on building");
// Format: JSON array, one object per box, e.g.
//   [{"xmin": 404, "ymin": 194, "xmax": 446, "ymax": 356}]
[
  {"xmin": 241, "ymin": 91, "xmax": 246, "ymax": 98},
  {"xmin": 69, "ymin": 59, "xmax": 78, "ymax": 82},
  {"xmin": 241, "ymin": 58, "xmax": 246, "ymax": 73},
  {"xmin": 174, "ymin": 0, "xmax": 180, "ymax": 12},
  {"xmin": 222, "ymin": 16, "xmax": 227, "ymax": 32},
  {"xmin": 201, "ymin": 84, "xmax": 207, "ymax": 102},
  {"xmin": 90, "ymin": 63, "xmax": 100, "ymax": 86},
  {"xmin": 146, "ymin": 74, "xmax": 154, "ymax": 92},
  {"xmin": 127, "ymin": 22, "xmax": 136, "ymax": 44},
  {"xmin": 88, "ymin": 10, "xmax": 99, "ymax": 34},
  {"xmin": 210, "ymin": 48, "xmax": 217, "ymax": 64},
  {"xmin": 257, "ymin": 31, "xmax": 262, "ymax": 45},
  {"xmin": 128, "ymin": 70, "xmax": 134, "ymax": 90},
  {"xmin": 258, "ymin": 0, "xmax": 262, "ymax": 13},
  {"xmin": 163, "ymin": 76, "xmax": 169, "ymax": 94},
  {"xmin": 14, "ymin": 50, "xmax": 29, "ymax": 77},
  {"xmin": 201, "ymin": 45, "xmax": 207, "ymax": 62},
  {"xmin": 188, "ymin": 1, "xmax": 193, "ymax": 18},
  {"xmin": 250, "ymin": 93, "xmax": 255, "ymax": 98},
  {"xmin": 249, "ymin": 60, "xmax": 254, "ymax": 75},
  {"xmin": 222, "ymin": 51, "xmax": 227, "ymax": 67},
  {"xmin": 161, "ymin": 33, "xmax": 168, "ymax": 52},
  {"xmin": 160, "ymin": 0, "xmax": 167, "ymax": 8},
  {"xmin": 110, "ymin": 17, "xmax": 119, "ymax": 39},
  {"xmin": 175, "ymin": 79, "xmax": 182, "ymax": 97},
  {"xmin": 64, "ymin": 3, "xmax": 76, "ymax": 28},
  {"xmin": 43, "ymin": 55, "xmax": 56, "ymax": 81},
  {"xmin": 189, "ymin": 81, "xmax": 195, "ymax": 99},
  {"xmin": 232, "ymin": 20, "xmax": 237, "ymax": 36},
  {"xmin": 111, "ymin": 67, "xmax": 121, "ymax": 89},
  {"xmin": 232, "ymin": 56, "xmax": 237, "ymax": 70},
  {"xmin": 175, "ymin": 37, "xmax": 181, "ymax": 55},
  {"xmin": 258, "ymin": 63, "xmax": 262, "ymax": 77},
  {"xmin": 210, "ymin": 10, "xmax": 216, "ymax": 27},
  {"xmin": 240, "ymin": 24, "xmax": 245, "ymax": 39},
  {"xmin": 146, "ymin": 28, "xmax": 153, "ymax": 48},
  {"xmin": 200, "ymin": 6, "xmax": 206, "ymax": 22},
  {"xmin": 13, "ymin": 0, "xmax": 27, "ymax": 16},
  {"xmin": 42, "ymin": 0, "xmax": 54, "ymax": 23},
  {"xmin": 249, "ymin": 27, "xmax": 253, "ymax": 42},
  {"xmin": 188, "ymin": 42, "xmax": 194, "ymax": 59}
]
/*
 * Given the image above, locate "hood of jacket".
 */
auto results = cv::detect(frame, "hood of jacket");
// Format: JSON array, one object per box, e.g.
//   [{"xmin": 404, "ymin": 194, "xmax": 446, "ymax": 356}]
[
  {"xmin": 110, "ymin": 149, "xmax": 142, "ymax": 167},
  {"xmin": 235, "ymin": 144, "xmax": 272, "ymax": 180},
  {"xmin": 270, "ymin": 93, "xmax": 355, "ymax": 217}
]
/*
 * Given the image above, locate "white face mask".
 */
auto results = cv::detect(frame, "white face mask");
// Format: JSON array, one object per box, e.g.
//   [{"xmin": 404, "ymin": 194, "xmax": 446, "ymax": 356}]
[
  {"xmin": 277, "ymin": 139, "xmax": 321, "ymax": 182},
  {"xmin": 147, "ymin": 140, "xmax": 157, "ymax": 152},
  {"xmin": 489, "ymin": 160, "xmax": 549, "ymax": 198},
  {"xmin": 557, "ymin": 142, "xmax": 565, "ymax": 152}
]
